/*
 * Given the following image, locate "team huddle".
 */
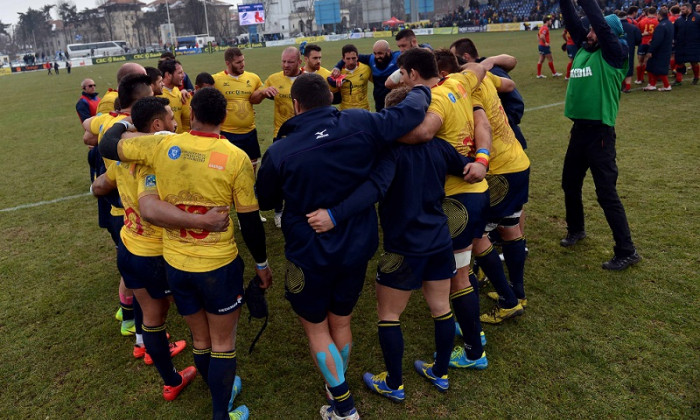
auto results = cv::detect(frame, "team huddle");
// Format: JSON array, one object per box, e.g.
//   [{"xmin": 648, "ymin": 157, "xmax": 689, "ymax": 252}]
[{"xmin": 78, "ymin": 27, "xmax": 532, "ymax": 420}]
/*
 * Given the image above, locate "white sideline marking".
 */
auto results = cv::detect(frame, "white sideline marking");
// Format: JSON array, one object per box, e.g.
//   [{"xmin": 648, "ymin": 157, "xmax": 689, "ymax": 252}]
[
  {"xmin": 0, "ymin": 192, "xmax": 92, "ymax": 213},
  {"xmin": 0, "ymin": 97, "xmax": 592, "ymax": 214},
  {"xmin": 524, "ymin": 101, "xmax": 565, "ymax": 112}
]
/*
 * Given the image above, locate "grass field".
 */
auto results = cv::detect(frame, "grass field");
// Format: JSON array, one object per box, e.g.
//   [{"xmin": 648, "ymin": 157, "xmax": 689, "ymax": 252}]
[{"xmin": 1, "ymin": 31, "xmax": 699, "ymax": 419}]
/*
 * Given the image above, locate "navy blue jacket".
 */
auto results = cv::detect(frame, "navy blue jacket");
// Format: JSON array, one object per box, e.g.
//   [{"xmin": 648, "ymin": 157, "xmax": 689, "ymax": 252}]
[
  {"xmin": 647, "ymin": 18, "xmax": 674, "ymax": 75},
  {"xmin": 335, "ymin": 51, "xmax": 401, "ymax": 111},
  {"xmin": 621, "ymin": 18, "xmax": 642, "ymax": 75},
  {"xmin": 674, "ymin": 12, "xmax": 700, "ymax": 62},
  {"xmin": 256, "ymin": 86, "xmax": 431, "ymax": 270},
  {"xmin": 76, "ymin": 91, "xmax": 100, "ymax": 122},
  {"xmin": 562, "ymin": 0, "xmax": 628, "ymax": 69},
  {"xmin": 330, "ymin": 139, "xmax": 472, "ymax": 256}
]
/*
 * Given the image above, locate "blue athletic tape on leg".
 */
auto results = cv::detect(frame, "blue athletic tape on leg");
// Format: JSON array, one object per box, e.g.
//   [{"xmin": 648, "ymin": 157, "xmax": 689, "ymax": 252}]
[
  {"xmin": 316, "ymin": 344, "xmax": 345, "ymax": 388},
  {"xmin": 340, "ymin": 343, "xmax": 351, "ymax": 372}
]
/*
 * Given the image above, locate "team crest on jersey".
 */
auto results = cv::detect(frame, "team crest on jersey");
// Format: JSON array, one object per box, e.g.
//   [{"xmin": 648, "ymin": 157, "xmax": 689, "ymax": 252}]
[
  {"xmin": 168, "ymin": 146, "xmax": 182, "ymax": 160},
  {"xmin": 223, "ymin": 82, "xmax": 230, "ymax": 87},
  {"xmin": 448, "ymin": 93, "xmax": 457, "ymax": 103},
  {"xmin": 144, "ymin": 174, "xmax": 156, "ymax": 188}
]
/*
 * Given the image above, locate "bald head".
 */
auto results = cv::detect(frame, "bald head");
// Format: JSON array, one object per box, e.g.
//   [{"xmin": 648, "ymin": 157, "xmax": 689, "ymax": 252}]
[
  {"xmin": 116, "ymin": 63, "xmax": 147, "ymax": 84},
  {"xmin": 373, "ymin": 39, "xmax": 393, "ymax": 64},
  {"xmin": 281, "ymin": 47, "xmax": 302, "ymax": 77},
  {"xmin": 81, "ymin": 78, "xmax": 96, "ymax": 94}
]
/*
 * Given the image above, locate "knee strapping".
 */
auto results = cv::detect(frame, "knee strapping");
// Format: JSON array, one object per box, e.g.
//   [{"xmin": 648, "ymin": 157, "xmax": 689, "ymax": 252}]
[{"xmin": 454, "ymin": 250, "xmax": 472, "ymax": 269}]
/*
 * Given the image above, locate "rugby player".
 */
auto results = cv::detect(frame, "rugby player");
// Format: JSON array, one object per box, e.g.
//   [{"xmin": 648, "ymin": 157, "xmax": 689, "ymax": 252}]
[
  {"xmin": 396, "ymin": 48, "xmax": 498, "ymax": 363},
  {"xmin": 307, "ymin": 86, "xmax": 475, "ymax": 399},
  {"xmin": 180, "ymin": 72, "xmax": 215, "ymax": 133},
  {"xmin": 256, "ymin": 73, "xmax": 432, "ymax": 420},
  {"xmin": 145, "ymin": 66, "xmax": 164, "ymax": 96},
  {"xmin": 394, "ymin": 28, "xmax": 432, "ymax": 52},
  {"xmin": 96, "ymin": 62, "xmax": 146, "ymax": 115},
  {"xmin": 100, "ymin": 87, "xmax": 271, "ymax": 420},
  {"xmin": 618, "ymin": 10, "xmax": 642, "ymax": 93},
  {"xmin": 436, "ymin": 50, "xmax": 531, "ymax": 326},
  {"xmin": 261, "ymin": 47, "xmax": 303, "ymax": 137},
  {"xmin": 536, "ymin": 16, "xmax": 562, "ymax": 78},
  {"xmin": 562, "ymin": 29, "xmax": 579, "ymax": 80},
  {"xmin": 91, "ymin": 96, "xmax": 230, "ymax": 400},
  {"xmin": 157, "ymin": 59, "xmax": 186, "ymax": 133},
  {"xmin": 673, "ymin": 3, "xmax": 700, "ymax": 85},
  {"xmin": 213, "ymin": 47, "xmax": 267, "ymax": 172},
  {"xmin": 83, "ymin": 74, "xmax": 154, "ymax": 337},
  {"xmin": 336, "ymin": 44, "xmax": 373, "ymax": 111},
  {"xmin": 331, "ymin": 40, "xmax": 400, "ymax": 111},
  {"xmin": 635, "ymin": 7, "xmax": 659, "ymax": 84},
  {"xmin": 643, "ymin": 8, "xmax": 674, "ymax": 91}
]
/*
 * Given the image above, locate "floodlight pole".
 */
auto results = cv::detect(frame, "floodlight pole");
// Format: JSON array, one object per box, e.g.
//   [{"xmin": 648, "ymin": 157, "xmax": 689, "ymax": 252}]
[
  {"xmin": 165, "ymin": 0, "xmax": 173, "ymax": 46},
  {"xmin": 203, "ymin": 0, "xmax": 210, "ymax": 38}
]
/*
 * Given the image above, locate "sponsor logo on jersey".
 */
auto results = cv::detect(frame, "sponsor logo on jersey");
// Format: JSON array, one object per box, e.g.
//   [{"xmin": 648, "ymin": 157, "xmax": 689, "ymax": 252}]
[
  {"xmin": 144, "ymin": 174, "xmax": 156, "ymax": 188},
  {"xmin": 569, "ymin": 66, "xmax": 593, "ymax": 78},
  {"xmin": 315, "ymin": 129, "xmax": 329, "ymax": 139},
  {"xmin": 448, "ymin": 93, "xmax": 457, "ymax": 103},
  {"xmin": 168, "ymin": 146, "xmax": 181, "ymax": 160}
]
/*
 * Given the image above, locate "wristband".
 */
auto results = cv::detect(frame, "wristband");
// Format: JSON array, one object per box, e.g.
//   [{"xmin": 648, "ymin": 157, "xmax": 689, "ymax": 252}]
[
  {"xmin": 255, "ymin": 260, "xmax": 269, "ymax": 270},
  {"xmin": 475, "ymin": 157, "xmax": 489, "ymax": 167},
  {"xmin": 327, "ymin": 209, "xmax": 337, "ymax": 227},
  {"xmin": 89, "ymin": 184, "xmax": 94, "ymax": 195},
  {"xmin": 476, "ymin": 148, "xmax": 490, "ymax": 157},
  {"xmin": 118, "ymin": 120, "xmax": 134, "ymax": 131}
]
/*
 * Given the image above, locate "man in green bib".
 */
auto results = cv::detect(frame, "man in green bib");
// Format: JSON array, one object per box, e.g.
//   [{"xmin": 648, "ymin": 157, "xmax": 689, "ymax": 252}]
[{"xmin": 559, "ymin": 0, "xmax": 641, "ymax": 271}]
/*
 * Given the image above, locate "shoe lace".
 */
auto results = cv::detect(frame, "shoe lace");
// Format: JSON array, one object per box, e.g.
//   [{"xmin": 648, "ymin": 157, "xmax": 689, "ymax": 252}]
[
  {"xmin": 451, "ymin": 346, "xmax": 465, "ymax": 359},
  {"xmin": 371, "ymin": 371, "xmax": 388, "ymax": 382}
]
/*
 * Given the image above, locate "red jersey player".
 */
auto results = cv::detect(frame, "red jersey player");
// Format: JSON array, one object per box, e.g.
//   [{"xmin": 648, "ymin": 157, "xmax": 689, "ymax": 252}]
[
  {"xmin": 636, "ymin": 7, "xmax": 659, "ymax": 83},
  {"xmin": 536, "ymin": 16, "xmax": 562, "ymax": 78}
]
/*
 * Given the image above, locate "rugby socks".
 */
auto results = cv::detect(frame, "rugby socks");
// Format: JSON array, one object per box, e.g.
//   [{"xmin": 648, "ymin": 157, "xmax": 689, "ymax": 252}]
[
  {"xmin": 432, "ymin": 312, "xmax": 455, "ymax": 378},
  {"xmin": 566, "ymin": 61, "xmax": 572, "ymax": 79},
  {"xmin": 675, "ymin": 68, "xmax": 683, "ymax": 82},
  {"xmin": 468, "ymin": 269, "xmax": 484, "ymax": 333},
  {"xmin": 475, "ymin": 245, "xmax": 518, "ymax": 308},
  {"xmin": 648, "ymin": 74, "xmax": 657, "ymax": 87},
  {"xmin": 328, "ymin": 382, "xmax": 355, "ymax": 417},
  {"xmin": 450, "ymin": 284, "xmax": 483, "ymax": 360},
  {"xmin": 377, "ymin": 321, "xmax": 403, "ymax": 390},
  {"xmin": 548, "ymin": 62, "xmax": 557, "ymax": 75},
  {"xmin": 133, "ymin": 297, "xmax": 143, "ymax": 337},
  {"xmin": 636, "ymin": 65, "xmax": 645, "ymax": 82},
  {"xmin": 119, "ymin": 292, "xmax": 134, "ymax": 321},
  {"xmin": 659, "ymin": 75, "xmax": 670, "ymax": 88},
  {"xmin": 670, "ymin": 58, "xmax": 675, "ymax": 71},
  {"xmin": 193, "ymin": 347, "xmax": 212, "ymax": 385},
  {"xmin": 537, "ymin": 63, "xmax": 543, "ymax": 76},
  {"xmin": 692, "ymin": 64, "xmax": 699, "ymax": 80},
  {"xmin": 143, "ymin": 324, "xmax": 181, "ymax": 386},
  {"xmin": 502, "ymin": 237, "xmax": 527, "ymax": 300},
  {"xmin": 209, "ymin": 350, "xmax": 237, "ymax": 420}
]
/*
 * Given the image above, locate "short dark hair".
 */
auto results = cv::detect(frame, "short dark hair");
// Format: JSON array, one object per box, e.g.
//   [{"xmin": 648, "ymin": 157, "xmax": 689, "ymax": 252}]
[
  {"xmin": 224, "ymin": 47, "xmax": 243, "ymax": 62},
  {"xmin": 131, "ymin": 97, "xmax": 170, "ymax": 132},
  {"xmin": 145, "ymin": 66, "xmax": 161, "ymax": 84},
  {"xmin": 543, "ymin": 16, "xmax": 552, "ymax": 23},
  {"xmin": 158, "ymin": 59, "xmax": 180, "ymax": 78},
  {"xmin": 450, "ymin": 38, "xmax": 479, "ymax": 60},
  {"xmin": 341, "ymin": 44, "xmax": 358, "ymax": 57},
  {"xmin": 617, "ymin": 10, "xmax": 627, "ymax": 18},
  {"xmin": 384, "ymin": 86, "xmax": 411, "ymax": 108},
  {"xmin": 658, "ymin": 8, "xmax": 668, "ymax": 18},
  {"xmin": 628, "ymin": 6, "xmax": 638, "ymax": 14},
  {"xmin": 434, "ymin": 49, "xmax": 460, "ymax": 74},
  {"xmin": 397, "ymin": 48, "xmax": 438, "ymax": 80},
  {"xmin": 290, "ymin": 73, "xmax": 332, "ymax": 111},
  {"xmin": 117, "ymin": 74, "xmax": 153, "ymax": 110},
  {"xmin": 395, "ymin": 28, "xmax": 416, "ymax": 41},
  {"xmin": 195, "ymin": 72, "xmax": 215, "ymax": 87},
  {"xmin": 304, "ymin": 43, "xmax": 321, "ymax": 57},
  {"xmin": 648, "ymin": 7, "xmax": 657, "ymax": 14},
  {"xmin": 160, "ymin": 52, "xmax": 176, "ymax": 60},
  {"xmin": 190, "ymin": 87, "xmax": 227, "ymax": 126},
  {"xmin": 670, "ymin": 5, "xmax": 681, "ymax": 14}
]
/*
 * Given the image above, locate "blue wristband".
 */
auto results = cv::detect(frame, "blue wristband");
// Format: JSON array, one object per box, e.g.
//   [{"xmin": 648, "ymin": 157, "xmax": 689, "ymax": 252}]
[
  {"xmin": 476, "ymin": 148, "xmax": 490, "ymax": 156},
  {"xmin": 255, "ymin": 260, "xmax": 269, "ymax": 270},
  {"xmin": 327, "ymin": 209, "xmax": 337, "ymax": 227}
]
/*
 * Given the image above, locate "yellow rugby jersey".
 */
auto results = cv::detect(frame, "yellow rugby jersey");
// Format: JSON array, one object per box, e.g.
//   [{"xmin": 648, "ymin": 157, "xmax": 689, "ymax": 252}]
[
  {"xmin": 310, "ymin": 67, "xmax": 339, "ymax": 93},
  {"xmin": 118, "ymin": 131, "xmax": 259, "ymax": 272},
  {"xmin": 339, "ymin": 63, "xmax": 372, "ymax": 110},
  {"xmin": 90, "ymin": 113, "xmax": 128, "ymax": 216},
  {"xmin": 264, "ymin": 71, "xmax": 299, "ymax": 137},
  {"xmin": 473, "ymin": 73, "xmax": 530, "ymax": 175},
  {"xmin": 180, "ymin": 95, "xmax": 191, "ymax": 133},
  {"xmin": 159, "ymin": 86, "xmax": 184, "ymax": 133},
  {"xmin": 105, "ymin": 161, "xmax": 163, "ymax": 257},
  {"xmin": 96, "ymin": 89, "xmax": 118, "ymax": 114},
  {"xmin": 213, "ymin": 70, "xmax": 263, "ymax": 134},
  {"xmin": 428, "ymin": 73, "xmax": 487, "ymax": 195}
]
